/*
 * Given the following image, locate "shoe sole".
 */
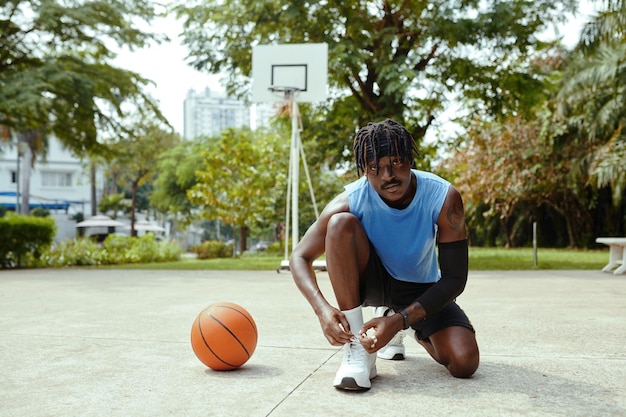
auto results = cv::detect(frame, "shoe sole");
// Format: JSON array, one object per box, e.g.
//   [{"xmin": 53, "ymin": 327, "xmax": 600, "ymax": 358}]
[
  {"xmin": 333, "ymin": 366, "xmax": 377, "ymax": 391},
  {"xmin": 334, "ymin": 377, "xmax": 371, "ymax": 391},
  {"xmin": 377, "ymin": 352, "xmax": 405, "ymax": 360},
  {"xmin": 377, "ymin": 345, "xmax": 405, "ymax": 361}
]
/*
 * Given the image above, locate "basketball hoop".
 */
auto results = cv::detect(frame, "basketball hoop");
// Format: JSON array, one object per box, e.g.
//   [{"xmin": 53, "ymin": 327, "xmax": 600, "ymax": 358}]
[
  {"xmin": 268, "ymin": 85, "xmax": 303, "ymax": 93},
  {"xmin": 251, "ymin": 43, "xmax": 328, "ymax": 271},
  {"xmin": 268, "ymin": 85, "xmax": 302, "ymax": 103},
  {"xmin": 251, "ymin": 43, "xmax": 327, "ymax": 104}
]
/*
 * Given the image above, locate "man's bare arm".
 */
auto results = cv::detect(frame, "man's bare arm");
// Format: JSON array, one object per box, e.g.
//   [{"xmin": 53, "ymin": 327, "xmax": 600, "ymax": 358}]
[{"xmin": 289, "ymin": 193, "xmax": 350, "ymax": 315}]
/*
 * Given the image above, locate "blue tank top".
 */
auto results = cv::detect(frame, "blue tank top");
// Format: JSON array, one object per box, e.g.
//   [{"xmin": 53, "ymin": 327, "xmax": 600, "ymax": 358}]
[{"xmin": 345, "ymin": 170, "xmax": 450, "ymax": 283}]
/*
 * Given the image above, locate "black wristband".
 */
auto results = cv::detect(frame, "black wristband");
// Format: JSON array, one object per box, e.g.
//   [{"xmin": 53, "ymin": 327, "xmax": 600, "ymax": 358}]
[{"xmin": 399, "ymin": 309, "xmax": 410, "ymax": 330}]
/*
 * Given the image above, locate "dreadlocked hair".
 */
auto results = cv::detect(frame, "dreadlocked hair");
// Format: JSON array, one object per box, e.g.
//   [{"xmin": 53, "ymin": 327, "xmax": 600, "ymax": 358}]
[{"xmin": 353, "ymin": 119, "xmax": 418, "ymax": 176}]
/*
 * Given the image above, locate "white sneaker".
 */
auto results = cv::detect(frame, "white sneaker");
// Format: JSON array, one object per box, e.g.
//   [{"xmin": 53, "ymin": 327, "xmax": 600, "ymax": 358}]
[
  {"xmin": 333, "ymin": 339, "xmax": 377, "ymax": 390},
  {"xmin": 373, "ymin": 307, "xmax": 406, "ymax": 360}
]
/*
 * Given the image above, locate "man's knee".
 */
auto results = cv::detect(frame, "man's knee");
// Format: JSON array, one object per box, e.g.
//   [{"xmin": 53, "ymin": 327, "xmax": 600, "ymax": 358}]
[
  {"xmin": 429, "ymin": 327, "xmax": 479, "ymax": 378},
  {"xmin": 326, "ymin": 212, "xmax": 361, "ymax": 241},
  {"xmin": 325, "ymin": 213, "xmax": 370, "ymax": 272},
  {"xmin": 446, "ymin": 344, "xmax": 479, "ymax": 378}
]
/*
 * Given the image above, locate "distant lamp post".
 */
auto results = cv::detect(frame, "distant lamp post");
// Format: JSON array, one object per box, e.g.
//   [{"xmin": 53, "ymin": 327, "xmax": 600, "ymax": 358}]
[{"xmin": 16, "ymin": 141, "xmax": 28, "ymax": 214}]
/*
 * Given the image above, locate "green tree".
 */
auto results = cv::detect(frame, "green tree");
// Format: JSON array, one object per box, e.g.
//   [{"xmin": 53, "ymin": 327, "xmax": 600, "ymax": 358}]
[
  {"xmin": 443, "ymin": 109, "xmax": 596, "ymax": 248},
  {"xmin": 0, "ymin": 0, "xmax": 167, "ymax": 155},
  {"xmin": 1, "ymin": 0, "xmax": 169, "ymax": 215},
  {"xmin": 106, "ymin": 123, "xmax": 180, "ymax": 236},
  {"xmin": 150, "ymin": 138, "xmax": 208, "ymax": 240},
  {"xmin": 558, "ymin": 0, "xmax": 626, "ymax": 204},
  {"xmin": 188, "ymin": 127, "xmax": 288, "ymax": 253},
  {"xmin": 151, "ymin": 139, "xmax": 207, "ymax": 223},
  {"xmin": 98, "ymin": 193, "xmax": 129, "ymax": 219},
  {"xmin": 175, "ymin": 0, "xmax": 578, "ymax": 168},
  {"xmin": 441, "ymin": 45, "xmax": 609, "ymax": 248}
]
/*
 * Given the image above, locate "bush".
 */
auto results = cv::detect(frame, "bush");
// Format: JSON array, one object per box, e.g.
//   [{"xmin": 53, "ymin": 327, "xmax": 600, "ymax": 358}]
[
  {"xmin": 30, "ymin": 207, "xmax": 50, "ymax": 217},
  {"xmin": 104, "ymin": 234, "xmax": 176, "ymax": 264},
  {"xmin": 0, "ymin": 213, "xmax": 56, "ymax": 268},
  {"xmin": 192, "ymin": 240, "xmax": 234, "ymax": 259},
  {"xmin": 266, "ymin": 241, "xmax": 287, "ymax": 255},
  {"xmin": 39, "ymin": 234, "xmax": 182, "ymax": 267},
  {"xmin": 39, "ymin": 238, "xmax": 108, "ymax": 267}
]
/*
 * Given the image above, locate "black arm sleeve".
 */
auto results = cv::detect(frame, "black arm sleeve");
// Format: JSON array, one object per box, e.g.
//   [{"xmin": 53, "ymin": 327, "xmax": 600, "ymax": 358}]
[{"xmin": 416, "ymin": 239, "xmax": 468, "ymax": 315}]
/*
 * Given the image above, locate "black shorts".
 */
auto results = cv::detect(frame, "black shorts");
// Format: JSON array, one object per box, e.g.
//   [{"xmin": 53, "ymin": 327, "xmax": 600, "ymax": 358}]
[{"xmin": 360, "ymin": 244, "xmax": 475, "ymax": 340}]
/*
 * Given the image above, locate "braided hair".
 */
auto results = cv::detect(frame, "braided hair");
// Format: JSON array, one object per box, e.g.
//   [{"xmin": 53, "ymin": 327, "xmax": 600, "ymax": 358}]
[{"xmin": 353, "ymin": 119, "xmax": 418, "ymax": 176}]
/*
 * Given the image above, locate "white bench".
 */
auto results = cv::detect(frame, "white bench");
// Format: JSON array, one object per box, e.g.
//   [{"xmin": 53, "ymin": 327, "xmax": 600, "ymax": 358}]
[{"xmin": 596, "ymin": 237, "xmax": 626, "ymax": 275}]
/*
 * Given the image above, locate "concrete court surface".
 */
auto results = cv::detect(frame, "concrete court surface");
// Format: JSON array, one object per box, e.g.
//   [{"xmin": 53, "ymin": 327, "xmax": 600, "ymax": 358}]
[{"xmin": 1, "ymin": 268, "xmax": 625, "ymax": 417}]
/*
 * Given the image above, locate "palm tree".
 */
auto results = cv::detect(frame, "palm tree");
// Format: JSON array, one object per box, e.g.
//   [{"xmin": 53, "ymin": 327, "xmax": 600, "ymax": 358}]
[
  {"xmin": 14, "ymin": 129, "xmax": 46, "ymax": 214},
  {"xmin": 558, "ymin": 0, "xmax": 626, "ymax": 203}
]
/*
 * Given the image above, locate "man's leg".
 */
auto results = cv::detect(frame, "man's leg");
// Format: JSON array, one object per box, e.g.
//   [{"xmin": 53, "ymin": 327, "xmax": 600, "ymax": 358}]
[
  {"xmin": 325, "ymin": 213, "xmax": 370, "ymax": 310},
  {"xmin": 417, "ymin": 326, "xmax": 479, "ymax": 378},
  {"xmin": 325, "ymin": 213, "xmax": 376, "ymax": 390}
]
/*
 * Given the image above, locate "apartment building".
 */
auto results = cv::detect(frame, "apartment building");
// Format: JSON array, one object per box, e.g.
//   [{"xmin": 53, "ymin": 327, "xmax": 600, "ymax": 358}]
[
  {"xmin": 183, "ymin": 88, "xmax": 251, "ymax": 140},
  {"xmin": 0, "ymin": 136, "xmax": 102, "ymax": 241},
  {"xmin": 1, "ymin": 88, "xmax": 272, "ymax": 243}
]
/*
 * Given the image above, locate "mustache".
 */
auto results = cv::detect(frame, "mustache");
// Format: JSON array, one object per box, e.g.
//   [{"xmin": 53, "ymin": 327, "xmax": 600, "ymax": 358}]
[{"xmin": 382, "ymin": 180, "xmax": 401, "ymax": 190}]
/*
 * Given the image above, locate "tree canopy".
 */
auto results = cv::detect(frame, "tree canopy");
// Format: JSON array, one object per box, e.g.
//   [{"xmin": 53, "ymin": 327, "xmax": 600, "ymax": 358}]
[
  {"xmin": 105, "ymin": 122, "xmax": 180, "ymax": 233},
  {"xmin": 558, "ymin": 0, "xmax": 626, "ymax": 203},
  {"xmin": 175, "ymin": 0, "xmax": 578, "ymax": 169},
  {"xmin": 187, "ymin": 127, "xmax": 288, "ymax": 252},
  {"xmin": 442, "ymin": 2, "xmax": 626, "ymax": 247},
  {"xmin": 0, "ymin": 0, "xmax": 168, "ymax": 156},
  {"xmin": 150, "ymin": 139, "xmax": 206, "ymax": 223}
]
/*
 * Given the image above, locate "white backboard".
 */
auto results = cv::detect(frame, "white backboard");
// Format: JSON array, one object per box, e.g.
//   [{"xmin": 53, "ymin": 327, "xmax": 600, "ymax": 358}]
[{"xmin": 252, "ymin": 43, "xmax": 328, "ymax": 103}]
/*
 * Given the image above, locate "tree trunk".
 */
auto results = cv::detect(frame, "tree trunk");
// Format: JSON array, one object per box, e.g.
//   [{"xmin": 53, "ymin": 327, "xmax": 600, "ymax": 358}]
[
  {"xmin": 239, "ymin": 225, "xmax": 248, "ymax": 254},
  {"xmin": 501, "ymin": 216, "xmax": 513, "ymax": 248},
  {"xmin": 90, "ymin": 162, "xmax": 97, "ymax": 216},
  {"xmin": 542, "ymin": 192, "xmax": 593, "ymax": 248},
  {"xmin": 565, "ymin": 199, "xmax": 593, "ymax": 248},
  {"xmin": 131, "ymin": 180, "xmax": 138, "ymax": 237},
  {"xmin": 20, "ymin": 145, "xmax": 31, "ymax": 215}
]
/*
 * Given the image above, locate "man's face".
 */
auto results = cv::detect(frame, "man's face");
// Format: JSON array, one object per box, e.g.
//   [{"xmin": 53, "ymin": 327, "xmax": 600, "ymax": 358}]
[{"xmin": 365, "ymin": 155, "xmax": 414, "ymax": 208}]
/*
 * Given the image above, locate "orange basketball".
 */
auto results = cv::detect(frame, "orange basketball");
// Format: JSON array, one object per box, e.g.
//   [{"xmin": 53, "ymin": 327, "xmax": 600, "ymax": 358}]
[{"xmin": 190, "ymin": 302, "xmax": 258, "ymax": 371}]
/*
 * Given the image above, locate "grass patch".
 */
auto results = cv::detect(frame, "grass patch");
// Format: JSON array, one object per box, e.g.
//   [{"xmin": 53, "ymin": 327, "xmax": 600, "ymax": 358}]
[
  {"xmin": 107, "ymin": 256, "xmax": 285, "ymax": 271},
  {"xmin": 102, "ymin": 247, "xmax": 609, "ymax": 271},
  {"xmin": 469, "ymin": 247, "xmax": 607, "ymax": 270}
]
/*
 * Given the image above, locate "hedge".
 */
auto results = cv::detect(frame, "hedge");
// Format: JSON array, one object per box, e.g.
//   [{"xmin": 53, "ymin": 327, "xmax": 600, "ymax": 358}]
[{"xmin": 0, "ymin": 213, "xmax": 56, "ymax": 268}]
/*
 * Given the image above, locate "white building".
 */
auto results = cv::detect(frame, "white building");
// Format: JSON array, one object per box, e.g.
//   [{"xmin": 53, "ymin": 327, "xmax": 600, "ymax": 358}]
[
  {"xmin": 183, "ymin": 88, "xmax": 251, "ymax": 140},
  {"xmin": 1, "ymin": 88, "xmax": 273, "ymax": 244},
  {"xmin": 0, "ymin": 137, "xmax": 103, "ymax": 241},
  {"xmin": 252, "ymin": 103, "xmax": 278, "ymax": 130}
]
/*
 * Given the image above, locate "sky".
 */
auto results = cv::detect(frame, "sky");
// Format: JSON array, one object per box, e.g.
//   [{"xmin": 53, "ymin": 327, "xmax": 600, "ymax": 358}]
[{"xmin": 113, "ymin": 1, "xmax": 598, "ymax": 136}]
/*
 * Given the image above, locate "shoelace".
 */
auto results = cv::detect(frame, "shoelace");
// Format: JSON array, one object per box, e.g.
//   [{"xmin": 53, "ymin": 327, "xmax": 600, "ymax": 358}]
[{"xmin": 344, "ymin": 340, "xmax": 367, "ymax": 365}]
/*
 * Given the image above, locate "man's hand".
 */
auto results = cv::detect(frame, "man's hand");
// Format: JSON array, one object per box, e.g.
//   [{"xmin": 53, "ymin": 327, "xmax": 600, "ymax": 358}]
[
  {"xmin": 359, "ymin": 314, "xmax": 404, "ymax": 353},
  {"xmin": 318, "ymin": 305, "xmax": 354, "ymax": 346}
]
